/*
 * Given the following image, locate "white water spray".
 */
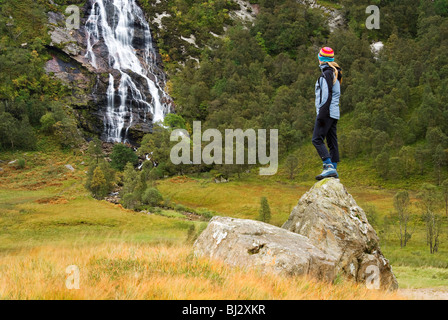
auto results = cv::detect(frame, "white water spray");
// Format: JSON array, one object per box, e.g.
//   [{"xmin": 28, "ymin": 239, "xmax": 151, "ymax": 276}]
[{"xmin": 85, "ymin": 0, "xmax": 169, "ymax": 142}]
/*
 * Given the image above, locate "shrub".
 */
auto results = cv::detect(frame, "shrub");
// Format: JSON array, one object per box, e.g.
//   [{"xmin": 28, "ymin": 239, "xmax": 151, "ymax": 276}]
[
  {"xmin": 121, "ymin": 193, "xmax": 140, "ymax": 210},
  {"xmin": 110, "ymin": 144, "xmax": 138, "ymax": 171},
  {"xmin": 141, "ymin": 188, "xmax": 163, "ymax": 207},
  {"xmin": 40, "ymin": 112, "xmax": 56, "ymax": 133},
  {"xmin": 17, "ymin": 158, "xmax": 26, "ymax": 169}
]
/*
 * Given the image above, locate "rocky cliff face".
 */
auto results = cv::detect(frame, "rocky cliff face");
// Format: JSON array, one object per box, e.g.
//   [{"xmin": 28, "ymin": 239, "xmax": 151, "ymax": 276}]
[
  {"xmin": 45, "ymin": 1, "xmax": 174, "ymax": 143},
  {"xmin": 194, "ymin": 179, "xmax": 398, "ymax": 291}
]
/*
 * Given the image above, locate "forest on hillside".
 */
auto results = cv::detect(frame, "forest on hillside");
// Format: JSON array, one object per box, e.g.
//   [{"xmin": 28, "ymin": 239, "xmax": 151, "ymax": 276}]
[{"xmin": 1, "ymin": 0, "xmax": 448, "ymax": 185}]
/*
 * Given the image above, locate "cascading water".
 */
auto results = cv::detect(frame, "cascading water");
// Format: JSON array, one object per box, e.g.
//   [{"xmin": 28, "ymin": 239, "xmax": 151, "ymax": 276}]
[{"xmin": 84, "ymin": 0, "xmax": 170, "ymax": 143}]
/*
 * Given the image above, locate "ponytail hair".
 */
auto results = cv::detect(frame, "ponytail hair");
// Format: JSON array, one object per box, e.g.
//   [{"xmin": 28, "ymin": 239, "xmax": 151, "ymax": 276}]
[{"xmin": 327, "ymin": 61, "xmax": 342, "ymax": 85}]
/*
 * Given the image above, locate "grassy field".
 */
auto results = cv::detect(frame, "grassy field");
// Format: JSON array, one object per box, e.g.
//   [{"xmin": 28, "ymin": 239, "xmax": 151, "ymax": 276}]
[
  {"xmin": 0, "ymin": 243, "xmax": 401, "ymax": 300},
  {"xmin": 0, "ymin": 144, "xmax": 446, "ymax": 299},
  {"xmin": 158, "ymin": 173, "xmax": 448, "ymax": 290}
]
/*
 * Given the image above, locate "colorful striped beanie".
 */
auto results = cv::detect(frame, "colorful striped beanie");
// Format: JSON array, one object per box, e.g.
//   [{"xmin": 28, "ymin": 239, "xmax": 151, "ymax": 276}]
[{"xmin": 318, "ymin": 47, "xmax": 335, "ymax": 62}]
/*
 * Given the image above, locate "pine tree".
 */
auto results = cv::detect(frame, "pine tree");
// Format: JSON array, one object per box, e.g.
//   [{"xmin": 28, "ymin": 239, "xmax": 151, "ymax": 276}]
[{"xmin": 258, "ymin": 196, "xmax": 271, "ymax": 223}]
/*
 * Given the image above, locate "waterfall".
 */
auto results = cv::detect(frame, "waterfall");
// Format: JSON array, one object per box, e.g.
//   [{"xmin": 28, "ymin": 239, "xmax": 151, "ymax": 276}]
[{"xmin": 84, "ymin": 0, "xmax": 170, "ymax": 143}]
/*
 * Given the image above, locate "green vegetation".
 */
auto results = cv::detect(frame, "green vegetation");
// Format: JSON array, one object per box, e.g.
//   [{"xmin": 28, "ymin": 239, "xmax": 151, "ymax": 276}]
[
  {"xmin": 110, "ymin": 144, "xmax": 139, "ymax": 171},
  {"xmin": 138, "ymin": 0, "xmax": 240, "ymax": 66},
  {"xmin": 142, "ymin": 188, "xmax": 163, "ymax": 207},
  {"xmin": 0, "ymin": 0, "xmax": 82, "ymax": 151},
  {"xmin": 0, "ymin": 146, "xmax": 200, "ymax": 253},
  {"xmin": 2, "ymin": 0, "xmax": 448, "ymax": 296},
  {"xmin": 258, "ymin": 196, "xmax": 271, "ymax": 223},
  {"xmin": 128, "ymin": 0, "xmax": 448, "ymax": 190}
]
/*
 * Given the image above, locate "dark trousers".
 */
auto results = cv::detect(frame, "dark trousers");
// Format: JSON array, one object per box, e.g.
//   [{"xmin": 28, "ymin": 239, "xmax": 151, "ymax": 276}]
[{"xmin": 312, "ymin": 117, "xmax": 340, "ymax": 163}]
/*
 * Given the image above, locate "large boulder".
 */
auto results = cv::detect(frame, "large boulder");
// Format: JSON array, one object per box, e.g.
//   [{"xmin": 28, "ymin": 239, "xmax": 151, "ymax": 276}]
[
  {"xmin": 193, "ymin": 216, "xmax": 336, "ymax": 282},
  {"xmin": 282, "ymin": 178, "xmax": 398, "ymax": 291}
]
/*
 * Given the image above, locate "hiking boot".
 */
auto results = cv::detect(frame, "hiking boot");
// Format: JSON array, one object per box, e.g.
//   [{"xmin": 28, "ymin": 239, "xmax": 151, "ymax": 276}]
[{"xmin": 315, "ymin": 163, "xmax": 338, "ymax": 181}]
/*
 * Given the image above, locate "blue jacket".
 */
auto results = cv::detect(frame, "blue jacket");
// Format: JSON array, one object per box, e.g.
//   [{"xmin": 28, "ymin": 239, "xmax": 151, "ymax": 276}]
[{"xmin": 315, "ymin": 63, "xmax": 341, "ymax": 120}]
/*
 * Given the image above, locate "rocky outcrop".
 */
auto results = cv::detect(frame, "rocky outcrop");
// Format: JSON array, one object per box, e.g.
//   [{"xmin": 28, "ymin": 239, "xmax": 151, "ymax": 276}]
[
  {"xmin": 194, "ymin": 216, "xmax": 336, "ymax": 281},
  {"xmin": 282, "ymin": 178, "xmax": 398, "ymax": 291},
  {"xmin": 298, "ymin": 0, "xmax": 345, "ymax": 32},
  {"xmin": 46, "ymin": 9, "xmax": 109, "ymax": 136},
  {"xmin": 194, "ymin": 179, "xmax": 398, "ymax": 291}
]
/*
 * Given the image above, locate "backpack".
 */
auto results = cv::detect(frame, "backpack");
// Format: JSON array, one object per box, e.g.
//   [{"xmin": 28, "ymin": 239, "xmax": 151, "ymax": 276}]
[{"xmin": 317, "ymin": 66, "xmax": 342, "ymax": 104}]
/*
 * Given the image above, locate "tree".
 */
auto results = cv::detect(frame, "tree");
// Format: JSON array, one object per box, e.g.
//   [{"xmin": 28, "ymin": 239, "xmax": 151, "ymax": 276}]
[
  {"xmin": 417, "ymin": 183, "xmax": 443, "ymax": 254},
  {"xmin": 363, "ymin": 204, "xmax": 379, "ymax": 229},
  {"xmin": 163, "ymin": 113, "xmax": 186, "ymax": 129},
  {"xmin": 90, "ymin": 166, "xmax": 108, "ymax": 199},
  {"xmin": 414, "ymin": 144, "xmax": 428, "ymax": 175},
  {"xmin": 258, "ymin": 196, "xmax": 271, "ymax": 223},
  {"xmin": 432, "ymin": 144, "xmax": 446, "ymax": 185},
  {"xmin": 53, "ymin": 117, "xmax": 82, "ymax": 149},
  {"xmin": 393, "ymin": 190, "xmax": 414, "ymax": 248},
  {"xmin": 375, "ymin": 151, "xmax": 390, "ymax": 179},
  {"xmin": 442, "ymin": 179, "xmax": 448, "ymax": 216},
  {"xmin": 398, "ymin": 146, "xmax": 416, "ymax": 178},
  {"xmin": 121, "ymin": 162, "xmax": 139, "ymax": 196},
  {"xmin": 284, "ymin": 154, "xmax": 299, "ymax": 180},
  {"xmin": 422, "ymin": 210, "xmax": 443, "ymax": 254},
  {"xmin": 87, "ymin": 137, "xmax": 103, "ymax": 164},
  {"xmin": 110, "ymin": 144, "xmax": 138, "ymax": 171},
  {"xmin": 85, "ymin": 159, "xmax": 115, "ymax": 199}
]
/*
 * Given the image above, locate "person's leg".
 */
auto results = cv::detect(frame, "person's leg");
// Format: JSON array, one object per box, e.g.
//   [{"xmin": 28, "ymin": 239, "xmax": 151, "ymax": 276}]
[
  {"xmin": 312, "ymin": 118, "xmax": 338, "ymax": 180},
  {"xmin": 325, "ymin": 119, "xmax": 340, "ymax": 168},
  {"xmin": 312, "ymin": 118, "xmax": 332, "ymax": 162}
]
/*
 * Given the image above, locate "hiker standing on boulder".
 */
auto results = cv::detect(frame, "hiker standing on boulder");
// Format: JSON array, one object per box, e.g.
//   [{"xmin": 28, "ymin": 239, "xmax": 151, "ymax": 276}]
[{"xmin": 312, "ymin": 47, "xmax": 342, "ymax": 181}]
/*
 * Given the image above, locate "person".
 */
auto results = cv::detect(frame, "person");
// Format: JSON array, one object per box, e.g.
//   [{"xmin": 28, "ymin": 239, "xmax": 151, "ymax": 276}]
[{"xmin": 312, "ymin": 47, "xmax": 342, "ymax": 180}]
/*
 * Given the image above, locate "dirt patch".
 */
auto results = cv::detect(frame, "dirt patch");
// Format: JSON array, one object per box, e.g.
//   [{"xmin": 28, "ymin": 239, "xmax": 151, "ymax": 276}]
[
  {"xmin": 24, "ymin": 181, "xmax": 64, "ymax": 190},
  {"xmin": 398, "ymin": 288, "xmax": 448, "ymax": 300},
  {"xmin": 35, "ymin": 196, "xmax": 68, "ymax": 204},
  {"xmin": 179, "ymin": 211, "xmax": 206, "ymax": 221},
  {"xmin": 168, "ymin": 176, "xmax": 195, "ymax": 184}
]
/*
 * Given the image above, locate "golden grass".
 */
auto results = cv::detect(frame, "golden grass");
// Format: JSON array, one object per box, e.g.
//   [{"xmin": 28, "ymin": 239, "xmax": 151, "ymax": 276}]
[{"xmin": 0, "ymin": 243, "xmax": 404, "ymax": 300}]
